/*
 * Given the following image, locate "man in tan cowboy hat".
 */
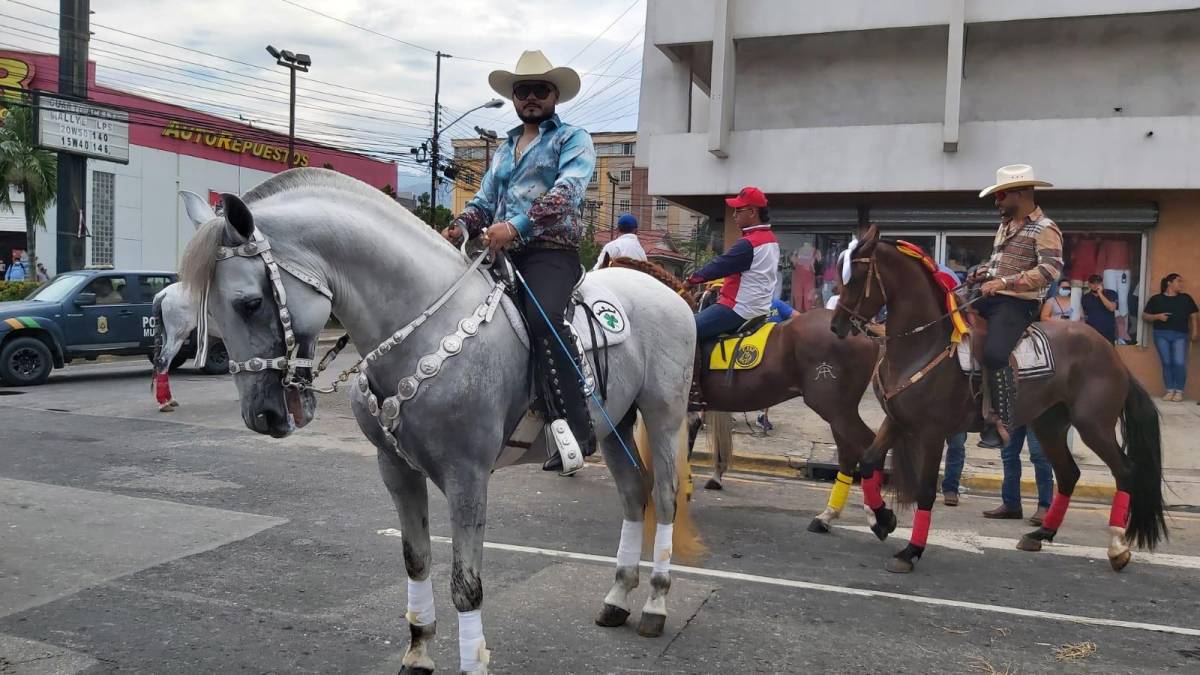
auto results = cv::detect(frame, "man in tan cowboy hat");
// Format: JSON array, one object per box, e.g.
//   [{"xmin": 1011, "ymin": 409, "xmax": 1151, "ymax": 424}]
[
  {"xmin": 443, "ymin": 50, "xmax": 596, "ymax": 474},
  {"xmin": 969, "ymin": 164, "xmax": 1064, "ymax": 448}
]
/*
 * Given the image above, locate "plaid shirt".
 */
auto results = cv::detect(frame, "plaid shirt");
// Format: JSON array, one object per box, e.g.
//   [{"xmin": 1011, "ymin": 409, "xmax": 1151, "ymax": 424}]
[
  {"xmin": 984, "ymin": 207, "xmax": 1064, "ymax": 300},
  {"xmin": 453, "ymin": 114, "xmax": 595, "ymax": 250}
]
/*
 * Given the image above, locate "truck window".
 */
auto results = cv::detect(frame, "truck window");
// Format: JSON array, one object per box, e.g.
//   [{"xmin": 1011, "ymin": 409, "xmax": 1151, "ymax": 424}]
[
  {"xmin": 85, "ymin": 277, "xmax": 128, "ymax": 305},
  {"xmin": 136, "ymin": 275, "xmax": 174, "ymax": 303},
  {"xmin": 27, "ymin": 275, "xmax": 86, "ymax": 303}
]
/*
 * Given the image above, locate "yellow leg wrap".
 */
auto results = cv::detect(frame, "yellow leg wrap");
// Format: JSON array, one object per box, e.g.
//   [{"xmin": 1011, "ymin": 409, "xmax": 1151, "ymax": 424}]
[{"xmin": 827, "ymin": 471, "xmax": 853, "ymax": 511}]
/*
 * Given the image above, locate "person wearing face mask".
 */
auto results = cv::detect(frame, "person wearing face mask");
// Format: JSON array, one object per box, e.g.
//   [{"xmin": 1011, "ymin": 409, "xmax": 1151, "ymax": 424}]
[{"xmin": 1040, "ymin": 280, "xmax": 1078, "ymax": 322}]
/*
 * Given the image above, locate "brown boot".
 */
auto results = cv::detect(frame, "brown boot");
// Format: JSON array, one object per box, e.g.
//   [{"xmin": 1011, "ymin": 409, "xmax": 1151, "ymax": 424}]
[
  {"xmin": 943, "ymin": 491, "xmax": 959, "ymax": 506},
  {"xmin": 982, "ymin": 504, "xmax": 1023, "ymax": 519},
  {"xmin": 1028, "ymin": 506, "xmax": 1048, "ymax": 527}
]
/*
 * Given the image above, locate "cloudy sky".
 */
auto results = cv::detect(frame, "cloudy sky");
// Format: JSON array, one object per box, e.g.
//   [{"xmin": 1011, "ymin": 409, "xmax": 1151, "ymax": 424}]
[{"xmin": 0, "ymin": 0, "xmax": 646, "ymax": 185}]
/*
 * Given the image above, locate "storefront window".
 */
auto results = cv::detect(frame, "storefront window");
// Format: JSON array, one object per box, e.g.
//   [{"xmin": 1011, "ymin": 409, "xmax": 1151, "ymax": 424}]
[
  {"xmin": 945, "ymin": 234, "xmax": 994, "ymax": 280},
  {"xmin": 1062, "ymin": 232, "xmax": 1144, "ymax": 344},
  {"xmin": 775, "ymin": 232, "xmax": 853, "ymax": 313}
]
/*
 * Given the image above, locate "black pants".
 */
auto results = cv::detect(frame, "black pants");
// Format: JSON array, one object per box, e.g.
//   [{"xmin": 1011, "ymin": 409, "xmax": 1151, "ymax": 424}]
[
  {"xmin": 512, "ymin": 247, "xmax": 586, "ymax": 416},
  {"xmin": 975, "ymin": 295, "xmax": 1039, "ymax": 370}
]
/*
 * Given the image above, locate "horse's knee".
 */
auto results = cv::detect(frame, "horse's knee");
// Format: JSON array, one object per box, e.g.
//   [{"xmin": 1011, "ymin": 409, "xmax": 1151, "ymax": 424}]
[{"xmin": 450, "ymin": 561, "xmax": 483, "ymax": 613}]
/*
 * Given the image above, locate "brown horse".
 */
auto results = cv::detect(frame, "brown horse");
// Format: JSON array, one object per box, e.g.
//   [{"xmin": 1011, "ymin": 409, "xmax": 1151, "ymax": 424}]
[
  {"xmin": 607, "ymin": 257, "xmax": 884, "ymax": 534},
  {"xmin": 831, "ymin": 226, "xmax": 1166, "ymax": 573}
]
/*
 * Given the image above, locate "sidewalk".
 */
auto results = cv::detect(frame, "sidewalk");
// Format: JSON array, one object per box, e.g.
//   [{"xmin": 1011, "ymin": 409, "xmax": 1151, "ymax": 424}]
[{"xmin": 691, "ymin": 394, "xmax": 1200, "ymax": 508}]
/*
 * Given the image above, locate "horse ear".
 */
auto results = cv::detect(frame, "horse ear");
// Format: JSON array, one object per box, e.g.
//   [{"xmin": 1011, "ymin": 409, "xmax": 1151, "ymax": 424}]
[
  {"xmin": 178, "ymin": 191, "xmax": 216, "ymax": 229},
  {"xmin": 863, "ymin": 224, "xmax": 880, "ymax": 243},
  {"xmin": 222, "ymin": 193, "xmax": 254, "ymax": 240}
]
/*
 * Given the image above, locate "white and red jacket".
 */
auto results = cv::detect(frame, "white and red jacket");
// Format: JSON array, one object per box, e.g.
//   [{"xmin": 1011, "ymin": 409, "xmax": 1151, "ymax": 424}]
[{"xmin": 688, "ymin": 225, "xmax": 781, "ymax": 319}]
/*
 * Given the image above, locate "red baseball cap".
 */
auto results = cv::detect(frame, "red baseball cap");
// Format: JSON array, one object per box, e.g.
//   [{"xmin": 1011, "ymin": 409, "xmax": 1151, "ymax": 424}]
[{"xmin": 726, "ymin": 186, "xmax": 768, "ymax": 209}]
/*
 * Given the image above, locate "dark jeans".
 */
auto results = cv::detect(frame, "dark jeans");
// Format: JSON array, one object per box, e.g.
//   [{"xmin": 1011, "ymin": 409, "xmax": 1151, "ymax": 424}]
[
  {"xmin": 1153, "ymin": 329, "xmax": 1189, "ymax": 391},
  {"xmin": 695, "ymin": 303, "xmax": 747, "ymax": 343},
  {"xmin": 513, "ymin": 248, "xmax": 585, "ymax": 414},
  {"xmin": 941, "ymin": 432, "xmax": 967, "ymax": 494},
  {"xmin": 1001, "ymin": 426, "xmax": 1054, "ymax": 509},
  {"xmin": 975, "ymin": 295, "xmax": 1040, "ymax": 369}
]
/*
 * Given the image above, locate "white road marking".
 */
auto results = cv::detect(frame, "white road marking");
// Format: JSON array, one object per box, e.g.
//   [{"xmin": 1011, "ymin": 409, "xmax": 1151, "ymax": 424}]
[
  {"xmin": 376, "ymin": 528, "xmax": 1200, "ymax": 637},
  {"xmin": 840, "ymin": 525, "xmax": 1200, "ymax": 570}
]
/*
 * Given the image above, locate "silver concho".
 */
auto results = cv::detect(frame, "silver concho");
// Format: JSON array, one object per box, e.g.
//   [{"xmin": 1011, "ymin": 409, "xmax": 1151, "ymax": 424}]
[
  {"xmin": 358, "ymin": 373, "xmax": 370, "ymax": 393},
  {"xmin": 441, "ymin": 335, "xmax": 463, "ymax": 355},
  {"xmin": 459, "ymin": 318, "xmax": 479, "ymax": 336},
  {"xmin": 380, "ymin": 396, "xmax": 401, "ymax": 421},
  {"xmin": 247, "ymin": 357, "xmax": 265, "ymax": 372},
  {"xmin": 367, "ymin": 394, "xmax": 380, "ymax": 416},
  {"xmin": 397, "ymin": 376, "xmax": 419, "ymax": 400},
  {"xmin": 418, "ymin": 355, "xmax": 442, "ymax": 377}
]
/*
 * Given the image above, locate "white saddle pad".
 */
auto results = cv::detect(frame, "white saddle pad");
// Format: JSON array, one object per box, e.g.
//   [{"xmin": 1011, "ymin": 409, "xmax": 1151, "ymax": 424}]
[
  {"xmin": 501, "ymin": 276, "xmax": 631, "ymax": 352},
  {"xmin": 957, "ymin": 324, "xmax": 1055, "ymax": 380}
]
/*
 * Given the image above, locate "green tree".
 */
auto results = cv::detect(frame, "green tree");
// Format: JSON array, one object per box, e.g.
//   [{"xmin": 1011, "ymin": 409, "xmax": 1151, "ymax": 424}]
[
  {"xmin": 413, "ymin": 192, "xmax": 453, "ymax": 230},
  {"xmin": 677, "ymin": 222, "xmax": 718, "ymax": 275},
  {"xmin": 0, "ymin": 102, "xmax": 57, "ymax": 278}
]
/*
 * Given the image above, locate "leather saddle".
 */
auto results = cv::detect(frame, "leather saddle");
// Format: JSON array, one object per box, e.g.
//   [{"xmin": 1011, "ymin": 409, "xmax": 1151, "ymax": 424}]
[{"xmin": 959, "ymin": 308, "xmax": 1055, "ymax": 380}]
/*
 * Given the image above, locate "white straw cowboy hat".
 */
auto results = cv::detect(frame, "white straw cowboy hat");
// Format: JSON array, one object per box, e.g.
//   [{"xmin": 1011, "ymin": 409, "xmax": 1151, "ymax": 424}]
[
  {"xmin": 488, "ymin": 50, "xmax": 581, "ymax": 103},
  {"xmin": 979, "ymin": 164, "xmax": 1054, "ymax": 198}
]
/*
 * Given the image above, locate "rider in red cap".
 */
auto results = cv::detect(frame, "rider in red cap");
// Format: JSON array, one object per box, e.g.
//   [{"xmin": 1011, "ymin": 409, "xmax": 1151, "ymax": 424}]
[{"xmin": 686, "ymin": 187, "xmax": 780, "ymax": 342}]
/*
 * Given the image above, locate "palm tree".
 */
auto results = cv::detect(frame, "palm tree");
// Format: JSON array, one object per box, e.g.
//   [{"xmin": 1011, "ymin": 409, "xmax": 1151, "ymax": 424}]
[{"xmin": 0, "ymin": 103, "xmax": 58, "ymax": 279}]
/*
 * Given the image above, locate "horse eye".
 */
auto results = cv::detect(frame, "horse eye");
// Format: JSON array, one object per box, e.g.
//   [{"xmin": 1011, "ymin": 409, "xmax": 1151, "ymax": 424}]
[{"xmin": 238, "ymin": 297, "xmax": 263, "ymax": 316}]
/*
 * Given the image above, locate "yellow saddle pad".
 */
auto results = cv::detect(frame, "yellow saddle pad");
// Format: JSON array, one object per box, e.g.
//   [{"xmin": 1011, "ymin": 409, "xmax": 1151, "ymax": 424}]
[{"xmin": 708, "ymin": 323, "xmax": 776, "ymax": 370}]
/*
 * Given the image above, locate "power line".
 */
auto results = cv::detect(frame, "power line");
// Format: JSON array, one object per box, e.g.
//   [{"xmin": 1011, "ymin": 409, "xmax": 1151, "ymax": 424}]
[{"xmin": 565, "ymin": 0, "xmax": 642, "ymax": 65}]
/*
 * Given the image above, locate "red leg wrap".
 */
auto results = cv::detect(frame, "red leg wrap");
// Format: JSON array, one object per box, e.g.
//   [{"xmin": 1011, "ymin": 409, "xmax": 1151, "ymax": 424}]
[
  {"xmin": 861, "ymin": 471, "xmax": 884, "ymax": 510},
  {"xmin": 1109, "ymin": 490, "xmax": 1131, "ymax": 528},
  {"xmin": 910, "ymin": 509, "xmax": 932, "ymax": 548},
  {"xmin": 1041, "ymin": 492, "xmax": 1071, "ymax": 531},
  {"xmin": 154, "ymin": 373, "xmax": 173, "ymax": 405}
]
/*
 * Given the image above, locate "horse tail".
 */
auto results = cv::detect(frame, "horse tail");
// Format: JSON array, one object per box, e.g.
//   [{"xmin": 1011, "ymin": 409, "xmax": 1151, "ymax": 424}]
[
  {"xmin": 1121, "ymin": 375, "xmax": 1167, "ymax": 549},
  {"xmin": 635, "ymin": 414, "xmax": 706, "ymax": 565},
  {"xmin": 151, "ymin": 291, "xmax": 167, "ymax": 374},
  {"xmin": 706, "ymin": 411, "xmax": 734, "ymax": 481}
]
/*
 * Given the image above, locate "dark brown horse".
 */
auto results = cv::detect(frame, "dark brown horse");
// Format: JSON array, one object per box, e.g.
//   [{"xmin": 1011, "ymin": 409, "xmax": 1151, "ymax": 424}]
[
  {"xmin": 831, "ymin": 226, "xmax": 1166, "ymax": 573},
  {"xmin": 607, "ymin": 257, "xmax": 884, "ymax": 533}
]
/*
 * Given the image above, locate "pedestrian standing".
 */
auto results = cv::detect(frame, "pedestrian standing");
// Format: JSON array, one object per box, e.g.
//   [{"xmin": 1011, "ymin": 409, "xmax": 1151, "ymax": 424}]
[
  {"xmin": 1142, "ymin": 273, "xmax": 1199, "ymax": 402},
  {"xmin": 593, "ymin": 213, "xmax": 646, "ymax": 269},
  {"xmin": 1040, "ymin": 280, "xmax": 1077, "ymax": 321},
  {"xmin": 941, "ymin": 432, "xmax": 967, "ymax": 505},
  {"xmin": 4, "ymin": 252, "xmax": 28, "ymax": 281},
  {"xmin": 1081, "ymin": 273, "xmax": 1119, "ymax": 344},
  {"xmin": 982, "ymin": 426, "xmax": 1054, "ymax": 525}
]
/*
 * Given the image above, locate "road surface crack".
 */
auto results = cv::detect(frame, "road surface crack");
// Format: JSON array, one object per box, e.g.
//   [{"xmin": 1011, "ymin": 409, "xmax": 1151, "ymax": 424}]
[{"xmin": 659, "ymin": 588, "xmax": 716, "ymax": 658}]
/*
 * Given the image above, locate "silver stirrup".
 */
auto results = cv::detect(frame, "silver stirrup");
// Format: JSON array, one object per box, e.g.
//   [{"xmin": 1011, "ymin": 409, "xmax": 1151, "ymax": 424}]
[{"xmin": 547, "ymin": 418, "xmax": 585, "ymax": 476}]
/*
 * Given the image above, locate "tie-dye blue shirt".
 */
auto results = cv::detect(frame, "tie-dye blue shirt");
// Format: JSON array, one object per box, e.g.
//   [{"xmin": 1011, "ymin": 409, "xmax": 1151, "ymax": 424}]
[{"xmin": 455, "ymin": 114, "xmax": 596, "ymax": 249}]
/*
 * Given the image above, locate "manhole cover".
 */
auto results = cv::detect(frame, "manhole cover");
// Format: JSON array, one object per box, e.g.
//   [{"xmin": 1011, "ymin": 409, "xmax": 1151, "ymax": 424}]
[{"xmin": 0, "ymin": 391, "xmax": 25, "ymax": 396}]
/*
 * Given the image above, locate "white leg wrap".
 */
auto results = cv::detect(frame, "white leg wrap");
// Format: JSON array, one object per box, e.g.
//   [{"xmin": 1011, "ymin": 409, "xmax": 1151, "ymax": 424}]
[
  {"xmin": 652, "ymin": 523, "xmax": 673, "ymax": 576},
  {"xmin": 458, "ymin": 609, "xmax": 489, "ymax": 674},
  {"xmin": 863, "ymin": 503, "xmax": 878, "ymax": 528},
  {"xmin": 1108, "ymin": 525, "xmax": 1130, "ymax": 558},
  {"xmin": 816, "ymin": 506, "xmax": 841, "ymax": 525},
  {"xmin": 615, "ymin": 519, "xmax": 642, "ymax": 567},
  {"xmin": 405, "ymin": 577, "xmax": 435, "ymax": 626}
]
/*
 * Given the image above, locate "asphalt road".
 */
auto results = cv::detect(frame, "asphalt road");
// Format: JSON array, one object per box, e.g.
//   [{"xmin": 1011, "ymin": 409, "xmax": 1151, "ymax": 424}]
[{"xmin": 2, "ymin": 358, "xmax": 1199, "ymax": 673}]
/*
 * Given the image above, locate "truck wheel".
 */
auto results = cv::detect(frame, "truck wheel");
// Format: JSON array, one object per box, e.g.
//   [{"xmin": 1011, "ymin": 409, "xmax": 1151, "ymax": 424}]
[
  {"xmin": 0, "ymin": 336, "xmax": 53, "ymax": 386},
  {"xmin": 201, "ymin": 341, "xmax": 229, "ymax": 375}
]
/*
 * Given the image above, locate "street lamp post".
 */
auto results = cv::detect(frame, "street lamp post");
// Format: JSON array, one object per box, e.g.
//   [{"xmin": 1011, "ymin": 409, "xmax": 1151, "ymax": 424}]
[
  {"xmin": 266, "ymin": 45, "xmax": 311, "ymax": 168},
  {"xmin": 429, "ymin": 97, "xmax": 503, "ymax": 220},
  {"xmin": 607, "ymin": 171, "xmax": 619, "ymax": 239}
]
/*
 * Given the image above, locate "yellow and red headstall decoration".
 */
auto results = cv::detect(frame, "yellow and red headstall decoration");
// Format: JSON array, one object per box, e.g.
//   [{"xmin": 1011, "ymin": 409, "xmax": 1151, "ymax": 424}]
[{"xmin": 895, "ymin": 240, "xmax": 970, "ymax": 343}]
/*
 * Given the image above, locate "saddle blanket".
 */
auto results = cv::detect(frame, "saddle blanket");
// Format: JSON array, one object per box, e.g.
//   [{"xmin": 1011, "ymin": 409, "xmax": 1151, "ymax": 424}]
[
  {"xmin": 501, "ymin": 277, "xmax": 631, "ymax": 353},
  {"xmin": 708, "ymin": 322, "xmax": 775, "ymax": 370},
  {"xmin": 957, "ymin": 324, "xmax": 1055, "ymax": 380}
]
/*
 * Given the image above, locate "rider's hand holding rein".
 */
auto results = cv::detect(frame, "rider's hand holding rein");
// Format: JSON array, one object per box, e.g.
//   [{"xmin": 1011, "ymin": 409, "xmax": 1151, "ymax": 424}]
[
  {"xmin": 442, "ymin": 222, "xmax": 464, "ymax": 245},
  {"xmin": 483, "ymin": 221, "xmax": 520, "ymax": 253},
  {"xmin": 980, "ymin": 278, "xmax": 1007, "ymax": 296}
]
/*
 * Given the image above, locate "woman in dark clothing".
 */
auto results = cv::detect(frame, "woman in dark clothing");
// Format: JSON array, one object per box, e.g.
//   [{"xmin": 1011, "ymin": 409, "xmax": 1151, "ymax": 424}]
[{"xmin": 1142, "ymin": 273, "xmax": 1199, "ymax": 402}]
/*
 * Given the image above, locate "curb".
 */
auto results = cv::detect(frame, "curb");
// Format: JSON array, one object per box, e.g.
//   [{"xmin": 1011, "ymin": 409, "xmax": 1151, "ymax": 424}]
[{"xmin": 688, "ymin": 448, "xmax": 1117, "ymax": 501}]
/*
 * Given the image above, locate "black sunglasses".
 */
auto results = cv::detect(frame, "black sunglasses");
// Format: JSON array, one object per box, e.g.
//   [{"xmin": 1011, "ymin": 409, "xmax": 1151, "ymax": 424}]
[{"xmin": 513, "ymin": 83, "xmax": 554, "ymax": 101}]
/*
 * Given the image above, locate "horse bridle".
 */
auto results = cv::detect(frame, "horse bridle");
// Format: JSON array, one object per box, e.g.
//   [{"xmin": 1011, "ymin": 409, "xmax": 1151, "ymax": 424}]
[
  {"xmin": 212, "ymin": 229, "xmax": 333, "ymax": 390},
  {"xmin": 836, "ymin": 249, "xmax": 888, "ymax": 337}
]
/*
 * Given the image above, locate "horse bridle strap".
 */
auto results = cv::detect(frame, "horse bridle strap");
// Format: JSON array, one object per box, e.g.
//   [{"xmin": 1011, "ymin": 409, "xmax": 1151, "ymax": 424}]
[{"xmin": 874, "ymin": 343, "xmax": 957, "ymax": 402}]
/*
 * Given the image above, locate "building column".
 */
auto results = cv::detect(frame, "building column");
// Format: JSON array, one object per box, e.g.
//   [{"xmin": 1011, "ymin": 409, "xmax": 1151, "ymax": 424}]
[
  {"xmin": 942, "ymin": 0, "xmax": 965, "ymax": 153},
  {"xmin": 708, "ymin": 0, "xmax": 735, "ymax": 158}
]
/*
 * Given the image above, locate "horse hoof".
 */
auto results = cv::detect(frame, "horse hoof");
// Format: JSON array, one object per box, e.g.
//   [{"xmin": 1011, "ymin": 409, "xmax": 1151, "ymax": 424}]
[
  {"xmin": 594, "ymin": 603, "xmax": 630, "ymax": 628},
  {"xmin": 158, "ymin": 404, "xmax": 174, "ymax": 413},
  {"xmin": 869, "ymin": 508, "xmax": 896, "ymax": 541},
  {"xmin": 168, "ymin": 399, "xmax": 179, "ymax": 408},
  {"xmin": 399, "ymin": 667, "xmax": 433, "ymax": 675},
  {"xmin": 1109, "ymin": 550, "xmax": 1132, "ymax": 572},
  {"xmin": 704, "ymin": 478, "xmax": 723, "ymax": 490},
  {"xmin": 637, "ymin": 612, "xmax": 666, "ymax": 638},
  {"xmin": 885, "ymin": 557, "xmax": 915, "ymax": 574},
  {"xmin": 807, "ymin": 518, "xmax": 831, "ymax": 534},
  {"xmin": 1016, "ymin": 535, "xmax": 1043, "ymax": 552}
]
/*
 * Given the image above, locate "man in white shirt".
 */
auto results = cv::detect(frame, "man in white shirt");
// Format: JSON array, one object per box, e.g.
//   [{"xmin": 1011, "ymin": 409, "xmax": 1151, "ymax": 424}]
[{"xmin": 593, "ymin": 213, "xmax": 646, "ymax": 269}]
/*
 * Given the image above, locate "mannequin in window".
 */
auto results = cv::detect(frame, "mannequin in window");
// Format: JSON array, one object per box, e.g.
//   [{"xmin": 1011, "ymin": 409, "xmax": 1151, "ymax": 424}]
[{"xmin": 789, "ymin": 241, "xmax": 821, "ymax": 312}]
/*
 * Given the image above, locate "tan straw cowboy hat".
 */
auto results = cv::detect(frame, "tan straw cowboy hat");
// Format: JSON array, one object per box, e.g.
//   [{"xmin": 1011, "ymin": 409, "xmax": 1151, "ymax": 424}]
[
  {"xmin": 488, "ymin": 50, "xmax": 581, "ymax": 103},
  {"xmin": 979, "ymin": 164, "xmax": 1054, "ymax": 198}
]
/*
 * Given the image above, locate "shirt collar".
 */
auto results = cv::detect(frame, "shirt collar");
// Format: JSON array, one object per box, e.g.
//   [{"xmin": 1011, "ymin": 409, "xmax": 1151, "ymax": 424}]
[
  {"xmin": 1002, "ymin": 206, "xmax": 1044, "ymax": 226},
  {"xmin": 506, "ymin": 114, "xmax": 563, "ymax": 141}
]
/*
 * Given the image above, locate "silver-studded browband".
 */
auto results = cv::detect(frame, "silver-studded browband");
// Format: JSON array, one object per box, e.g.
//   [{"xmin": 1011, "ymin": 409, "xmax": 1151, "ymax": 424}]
[{"xmin": 215, "ymin": 231, "xmax": 331, "ymax": 386}]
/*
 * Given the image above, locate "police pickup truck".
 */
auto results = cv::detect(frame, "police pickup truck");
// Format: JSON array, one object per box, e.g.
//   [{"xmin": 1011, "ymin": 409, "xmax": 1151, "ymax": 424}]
[{"xmin": 0, "ymin": 268, "xmax": 222, "ymax": 386}]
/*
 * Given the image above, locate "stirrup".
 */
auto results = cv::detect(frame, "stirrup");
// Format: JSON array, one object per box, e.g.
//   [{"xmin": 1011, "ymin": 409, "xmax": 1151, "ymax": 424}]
[{"xmin": 544, "ymin": 418, "xmax": 585, "ymax": 476}]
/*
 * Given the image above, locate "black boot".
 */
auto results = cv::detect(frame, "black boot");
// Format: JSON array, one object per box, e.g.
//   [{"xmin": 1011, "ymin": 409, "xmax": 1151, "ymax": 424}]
[
  {"xmin": 541, "ymin": 335, "xmax": 597, "ymax": 473},
  {"xmin": 979, "ymin": 366, "xmax": 1016, "ymax": 449}
]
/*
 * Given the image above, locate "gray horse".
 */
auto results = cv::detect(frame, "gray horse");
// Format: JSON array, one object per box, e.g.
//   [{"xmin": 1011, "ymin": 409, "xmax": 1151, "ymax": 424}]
[{"xmin": 179, "ymin": 169, "xmax": 702, "ymax": 674}]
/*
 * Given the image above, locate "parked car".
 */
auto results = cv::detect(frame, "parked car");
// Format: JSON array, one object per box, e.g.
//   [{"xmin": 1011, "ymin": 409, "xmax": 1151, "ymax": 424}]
[{"xmin": 0, "ymin": 269, "xmax": 225, "ymax": 386}]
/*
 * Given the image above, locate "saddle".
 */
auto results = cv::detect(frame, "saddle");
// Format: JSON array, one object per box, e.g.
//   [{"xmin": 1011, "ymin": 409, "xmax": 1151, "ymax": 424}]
[
  {"xmin": 706, "ymin": 316, "xmax": 773, "ymax": 371},
  {"xmin": 957, "ymin": 310, "xmax": 1055, "ymax": 380}
]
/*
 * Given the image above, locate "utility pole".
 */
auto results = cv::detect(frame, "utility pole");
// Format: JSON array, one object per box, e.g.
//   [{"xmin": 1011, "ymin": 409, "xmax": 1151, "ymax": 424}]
[
  {"xmin": 475, "ymin": 126, "xmax": 498, "ymax": 170},
  {"xmin": 55, "ymin": 0, "xmax": 89, "ymax": 272},
  {"xmin": 607, "ymin": 171, "xmax": 619, "ymax": 240},
  {"xmin": 430, "ymin": 51, "xmax": 450, "ymax": 218},
  {"xmin": 266, "ymin": 45, "xmax": 311, "ymax": 168}
]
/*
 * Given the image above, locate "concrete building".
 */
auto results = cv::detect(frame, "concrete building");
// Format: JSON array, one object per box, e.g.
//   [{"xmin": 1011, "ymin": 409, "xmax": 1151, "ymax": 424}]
[
  {"xmin": 637, "ymin": 0, "xmax": 1200, "ymax": 396},
  {"xmin": 0, "ymin": 49, "xmax": 395, "ymax": 276}
]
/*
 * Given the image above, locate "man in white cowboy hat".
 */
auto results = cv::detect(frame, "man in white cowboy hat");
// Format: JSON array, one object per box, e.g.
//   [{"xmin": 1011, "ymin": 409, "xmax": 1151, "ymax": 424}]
[
  {"xmin": 969, "ymin": 164, "xmax": 1064, "ymax": 448},
  {"xmin": 443, "ymin": 50, "xmax": 596, "ymax": 473}
]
